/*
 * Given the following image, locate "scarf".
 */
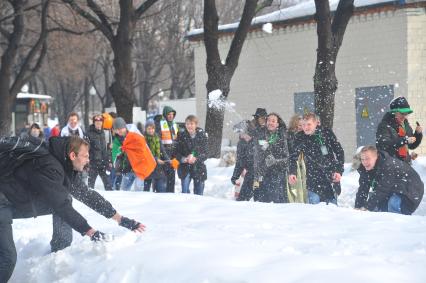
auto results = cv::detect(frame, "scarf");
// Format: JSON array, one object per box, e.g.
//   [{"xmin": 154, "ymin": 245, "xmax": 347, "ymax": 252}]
[
  {"xmin": 397, "ymin": 125, "xmax": 408, "ymax": 159},
  {"xmin": 146, "ymin": 134, "xmax": 161, "ymax": 159}
]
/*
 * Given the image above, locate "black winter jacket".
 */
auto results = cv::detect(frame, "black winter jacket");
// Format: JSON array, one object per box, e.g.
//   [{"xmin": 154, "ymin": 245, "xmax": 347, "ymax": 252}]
[
  {"xmin": 358, "ymin": 151, "xmax": 424, "ymax": 215},
  {"xmin": 253, "ymin": 126, "xmax": 289, "ymax": 182},
  {"xmin": 231, "ymin": 137, "xmax": 255, "ymax": 184},
  {"xmin": 87, "ymin": 124, "xmax": 109, "ymax": 164},
  {"xmin": 0, "ymin": 137, "xmax": 116, "ymax": 234},
  {"xmin": 289, "ymin": 127, "xmax": 344, "ymax": 200},
  {"xmin": 376, "ymin": 112, "xmax": 422, "ymax": 163},
  {"xmin": 176, "ymin": 128, "xmax": 208, "ymax": 181}
]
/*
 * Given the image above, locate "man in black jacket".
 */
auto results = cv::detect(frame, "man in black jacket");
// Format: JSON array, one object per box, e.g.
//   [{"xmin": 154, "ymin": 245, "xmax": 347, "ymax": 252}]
[
  {"xmin": 0, "ymin": 136, "xmax": 145, "ymax": 282},
  {"xmin": 376, "ymin": 96, "xmax": 422, "ymax": 163},
  {"xmin": 288, "ymin": 113, "xmax": 344, "ymax": 204},
  {"xmin": 355, "ymin": 145, "xmax": 424, "ymax": 214},
  {"xmin": 87, "ymin": 114, "xmax": 112, "ymax": 191}
]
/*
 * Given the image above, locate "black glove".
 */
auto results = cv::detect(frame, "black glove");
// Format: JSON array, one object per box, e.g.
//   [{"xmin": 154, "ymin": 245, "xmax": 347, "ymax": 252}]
[
  {"xmin": 90, "ymin": 231, "xmax": 106, "ymax": 242},
  {"xmin": 231, "ymin": 176, "xmax": 238, "ymax": 185},
  {"xmin": 119, "ymin": 216, "xmax": 141, "ymax": 231}
]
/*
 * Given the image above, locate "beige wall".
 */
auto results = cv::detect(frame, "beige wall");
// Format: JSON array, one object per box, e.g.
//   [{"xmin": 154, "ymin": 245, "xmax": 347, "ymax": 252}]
[
  {"xmin": 193, "ymin": 7, "xmax": 425, "ymax": 161},
  {"xmin": 407, "ymin": 7, "xmax": 426, "ymax": 155}
]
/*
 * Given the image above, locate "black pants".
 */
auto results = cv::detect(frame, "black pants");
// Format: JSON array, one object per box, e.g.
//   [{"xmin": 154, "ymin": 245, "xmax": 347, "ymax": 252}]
[
  {"xmin": 0, "ymin": 193, "xmax": 73, "ymax": 282},
  {"xmin": 164, "ymin": 165, "xmax": 176, "ymax": 193},
  {"xmin": 88, "ymin": 162, "xmax": 112, "ymax": 191},
  {"xmin": 236, "ymin": 172, "xmax": 254, "ymax": 201}
]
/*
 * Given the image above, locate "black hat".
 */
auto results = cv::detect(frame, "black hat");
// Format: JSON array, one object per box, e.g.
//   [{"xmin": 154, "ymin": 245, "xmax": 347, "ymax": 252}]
[
  {"xmin": 253, "ymin": 108, "xmax": 267, "ymax": 118},
  {"xmin": 389, "ymin": 96, "xmax": 413, "ymax": 114}
]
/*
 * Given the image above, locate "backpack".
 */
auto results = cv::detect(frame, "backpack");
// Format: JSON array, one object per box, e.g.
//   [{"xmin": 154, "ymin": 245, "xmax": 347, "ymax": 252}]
[{"xmin": 0, "ymin": 135, "xmax": 50, "ymax": 179}]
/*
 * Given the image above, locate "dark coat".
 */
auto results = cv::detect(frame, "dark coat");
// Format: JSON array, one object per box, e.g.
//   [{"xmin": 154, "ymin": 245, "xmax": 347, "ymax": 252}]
[
  {"xmin": 376, "ymin": 112, "xmax": 422, "ymax": 163},
  {"xmin": 358, "ymin": 151, "xmax": 424, "ymax": 215},
  {"xmin": 176, "ymin": 128, "xmax": 208, "ymax": 181},
  {"xmin": 253, "ymin": 126, "xmax": 289, "ymax": 181},
  {"xmin": 252, "ymin": 125, "xmax": 289, "ymax": 203},
  {"xmin": 87, "ymin": 124, "xmax": 109, "ymax": 165},
  {"xmin": 0, "ymin": 137, "xmax": 117, "ymax": 234},
  {"xmin": 289, "ymin": 127, "xmax": 344, "ymax": 201},
  {"xmin": 231, "ymin": 136, "xmax": 255, "ymax": 184}
]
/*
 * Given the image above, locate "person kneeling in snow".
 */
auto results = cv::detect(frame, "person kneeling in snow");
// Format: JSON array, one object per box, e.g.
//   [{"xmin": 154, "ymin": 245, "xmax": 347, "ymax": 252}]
[
  {"xmin": 0, "ymin": 136, "xmax": 145, "ymax": 283},
  {"xmin": 355, "ymin": 145, "xmax": 424, "ymax": 214}
]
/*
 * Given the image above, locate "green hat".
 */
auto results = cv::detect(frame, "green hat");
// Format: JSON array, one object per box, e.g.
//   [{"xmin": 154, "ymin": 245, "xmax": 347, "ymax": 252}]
[{"xmin": 389, "ymin": 97, "xmax": 413, "ymax": 114}]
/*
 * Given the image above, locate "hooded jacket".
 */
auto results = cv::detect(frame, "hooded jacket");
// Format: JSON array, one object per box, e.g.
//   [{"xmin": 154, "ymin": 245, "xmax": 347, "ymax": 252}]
[
  {"xmin": 376, "ymin": 112, "xmax": 422, "ymax": 162},
  {"xmin": 0, "ymin": 137, "xmax": 116, "ymax": 234}
]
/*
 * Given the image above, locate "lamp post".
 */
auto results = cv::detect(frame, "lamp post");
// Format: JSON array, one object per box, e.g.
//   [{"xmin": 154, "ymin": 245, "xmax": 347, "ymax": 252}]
[{"xmin": 89, "ymin": 86, "xmax": 96, "ymax": 115}]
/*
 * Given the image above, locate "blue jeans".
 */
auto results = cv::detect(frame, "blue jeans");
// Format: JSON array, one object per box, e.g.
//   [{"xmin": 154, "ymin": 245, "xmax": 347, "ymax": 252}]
[
  {"xmin": 388, "ymin": 193, "xmax": 402, "ymax": 214},
  {"xmin": 181, "ymin": 174, "xmax": 205, "ymax": 195},
  {"xmin": 121, "ymin": 172, "xmax": 136, "ymax": 191},
  {"xmin": 110, "ymin": 168, "xmax": 122, "ymax": 190},
  {"xmin": 308, "ymin": 190, "xmax": 337, "ymax": 205},
  {"xmin": 144, "ymin": 178, "xmax": 167, "ymax": 193}
]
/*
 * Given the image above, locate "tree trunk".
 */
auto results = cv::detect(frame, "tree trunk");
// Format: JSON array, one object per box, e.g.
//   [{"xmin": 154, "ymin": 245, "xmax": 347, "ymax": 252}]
[
  {"xmin": 313, "ymin": 0, "xmax": 354, "ymax": 129},
  {"xmin": 204, "ymin": 64, "xmax": 231, "ymax": 158},
  {"xmin": 203, "ymin": 0, "xmax": 260, "ymax": 158},
  {"xmin": 83, "ymin": 78, "xmax": 90, "ymax": 130},
  {"xmin": 109, "ymin": 1, "xmax": 135, "ymax": 123},
  {"xmin": 0, "ymin": 91, "xmax": 13, "ymax": 136}
]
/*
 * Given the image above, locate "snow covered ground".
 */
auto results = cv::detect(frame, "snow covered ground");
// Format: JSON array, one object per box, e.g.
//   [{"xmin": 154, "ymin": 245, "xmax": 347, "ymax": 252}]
[{"xmin": 10, "ymin": 158, "xmax": 426, "ymax": 283}]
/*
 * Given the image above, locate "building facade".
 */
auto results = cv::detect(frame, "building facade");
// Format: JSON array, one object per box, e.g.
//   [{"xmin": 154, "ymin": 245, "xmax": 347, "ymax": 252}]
[{"xmin": 188, "ymin": 1, "xmax": 426, "ymax": 160}]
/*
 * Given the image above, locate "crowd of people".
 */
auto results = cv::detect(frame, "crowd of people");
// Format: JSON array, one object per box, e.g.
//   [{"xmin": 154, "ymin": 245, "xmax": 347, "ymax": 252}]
[
  {"xmin": 231, "ymin": 96, "xmax": 424, "ymax": 216},
  {"xmin": 1, "ymin": 97, "xmax": 425, "ymax": 282}
]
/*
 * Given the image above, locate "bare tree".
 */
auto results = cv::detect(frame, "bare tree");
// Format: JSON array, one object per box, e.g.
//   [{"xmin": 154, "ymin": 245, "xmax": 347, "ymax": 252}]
[
  {"xmin": 61, "ymin": 0, "xmax": 160, "ymax": 123},
  {"xmin": 203, "ymin": 0, "xmax": 273, "ymax": 157},
  {"xmin": 313, "ymin": 0, "xmax": 354, "ymax": 128},
  {"xmin": 0, "ymin": 0, "xmax": 50, "ymax": 136}
]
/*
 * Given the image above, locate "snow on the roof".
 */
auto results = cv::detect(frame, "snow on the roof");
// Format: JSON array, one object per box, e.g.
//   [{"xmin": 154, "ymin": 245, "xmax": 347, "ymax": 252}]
[
  {"xmin": 16, "ymin": 92, "xmax": 53, "ymax": 100},
  {"xmin": 187, "ymin": 0, "xmax": 400, "ymax": 37}
]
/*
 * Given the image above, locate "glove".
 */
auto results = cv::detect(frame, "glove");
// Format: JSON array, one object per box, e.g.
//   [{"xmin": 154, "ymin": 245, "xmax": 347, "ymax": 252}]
[
  {"xmin": 90, "ymin": 231, "xmax": 106, "ymax": 242},
  {"xmin": 231, "ymin": 176, "xmax": 238, "ymax": 185},
  {"xmin": 253, "ymin": 180, "xmax": 260, "ymax": 189},
  {"xmin": 265, "ymin": 155, "xmax": 276, "ymax": 167},
  {"xmin": 119, "ymin": 216, "xmax": 141, "ymax": 231}
]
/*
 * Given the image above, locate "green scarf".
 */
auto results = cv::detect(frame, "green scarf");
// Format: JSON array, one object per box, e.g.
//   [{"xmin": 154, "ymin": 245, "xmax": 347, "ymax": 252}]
[{"xmin": 146, "ymin": 134, "xmax": 161, "ymax": 159}]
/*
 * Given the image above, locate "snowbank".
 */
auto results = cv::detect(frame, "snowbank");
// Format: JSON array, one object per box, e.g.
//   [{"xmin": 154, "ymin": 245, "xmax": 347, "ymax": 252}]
[{"xmin": 9, "ymin": 157, "xmax": 426, "ymax": 283}]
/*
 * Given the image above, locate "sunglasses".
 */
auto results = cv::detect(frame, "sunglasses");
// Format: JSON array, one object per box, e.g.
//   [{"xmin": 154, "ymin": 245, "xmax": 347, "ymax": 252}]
[{"xmin": 94, "ymin": 117, "xmax": 103, "ymax": 122}]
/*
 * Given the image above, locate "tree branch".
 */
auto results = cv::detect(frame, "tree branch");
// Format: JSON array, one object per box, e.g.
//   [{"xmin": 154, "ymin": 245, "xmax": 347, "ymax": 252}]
[
  {"xmin": 226, "ymin": 0, "xmax": 259, "ymax": 73},
  {"xmin": 331, "ymin": 0, "xmax": 354, "ymax": 58},
  {"xmin": 1, "ymin": 0, "xmax": 25, "ymax": 86},
  {"xmin": 203, "ymin": 0, "xmax": 221, "ymax": 66},
  {"xmin": 10, "ymin": 0, "xmax": 50, "ymax": 96},
  {"xmin": 135, "ymin": 0, "xmax": 160, "ymax": 19},
  {"xmin": 61, "ymin": 0, "xmax": 114, "ymax": 42},
  {"xmin": 314, "ymin": 0, "xmax": 332, "ymax": 53}
]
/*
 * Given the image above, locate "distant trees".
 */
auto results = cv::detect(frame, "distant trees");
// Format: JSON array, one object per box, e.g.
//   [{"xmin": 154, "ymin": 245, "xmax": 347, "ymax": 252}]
[
  {"xmin": 61, "ymin": 0, "xmax": 160, "ymax": 123},
  {"xmin": 0, "ymin": 0, "xmax": 50, "ymax": 136}
]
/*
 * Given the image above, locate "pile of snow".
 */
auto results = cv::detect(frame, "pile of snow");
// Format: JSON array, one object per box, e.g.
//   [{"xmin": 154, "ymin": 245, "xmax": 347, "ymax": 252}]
[{"xmin": 10, "ymin": 157, "xmax": 426, "ymax": 283}]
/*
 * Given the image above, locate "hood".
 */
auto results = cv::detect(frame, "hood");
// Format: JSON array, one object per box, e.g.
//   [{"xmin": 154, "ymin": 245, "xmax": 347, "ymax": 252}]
[
  {"xmin": 49, "ymin": 136, "xmax": 73, "ymax": 172},
  {"xmin": 162, "ymin": 106, "xmax": 176, "ymax": 118}
]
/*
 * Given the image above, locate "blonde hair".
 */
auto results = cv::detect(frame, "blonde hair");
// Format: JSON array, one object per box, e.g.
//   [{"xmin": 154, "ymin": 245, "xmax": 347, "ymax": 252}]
[
  {"xmin": 360, "ymin": 145, "xmax": 378, "ymax": 154},
  {"xmin": 68, "ymin": 136, "xmax": 89, "ymax": 155},
  {"xmin": 185, "ymin": 115, "xmax": 198, "ymax": 124},
  {"xmin": 288, "ymin": 115, "xmax": 302, "ymax": 132}
]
